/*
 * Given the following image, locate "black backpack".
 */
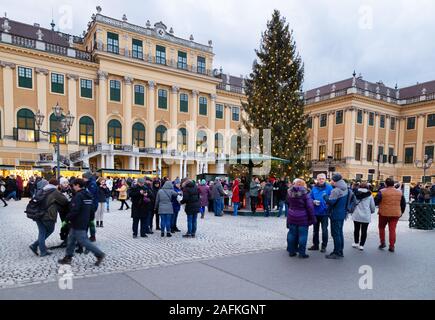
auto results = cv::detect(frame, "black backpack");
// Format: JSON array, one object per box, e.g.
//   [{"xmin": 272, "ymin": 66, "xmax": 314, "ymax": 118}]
[{"xmin": 25, "ymin": 191, "xmax": 48, "ymax": 221}]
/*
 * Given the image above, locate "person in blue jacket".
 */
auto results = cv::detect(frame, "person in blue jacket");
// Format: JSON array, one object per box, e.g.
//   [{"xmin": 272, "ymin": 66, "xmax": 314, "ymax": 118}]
[
  {"xmin": 309, "ymin": 173, "xmax": 333, "ymax": 253},
  {"xmin": 323, "ymin": 173, "xmax": 348, "ymax": 259}
]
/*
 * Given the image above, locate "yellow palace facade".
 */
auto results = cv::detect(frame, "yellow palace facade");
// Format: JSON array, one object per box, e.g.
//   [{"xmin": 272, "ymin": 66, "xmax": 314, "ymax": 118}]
[{"xmin": 0, "ymin": 8, "xmax": 246, "ymax": 179}]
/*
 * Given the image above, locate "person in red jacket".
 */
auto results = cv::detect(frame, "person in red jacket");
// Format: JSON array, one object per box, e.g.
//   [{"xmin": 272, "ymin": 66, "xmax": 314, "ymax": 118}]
[{"xmin": 232, "ymin": 178, "xmax": 240, "ymax": 216}]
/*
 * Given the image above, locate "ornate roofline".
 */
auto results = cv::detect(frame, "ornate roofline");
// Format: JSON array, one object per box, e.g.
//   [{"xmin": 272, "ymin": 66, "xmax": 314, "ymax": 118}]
[{"xmin": 94, "ymin": 14, "xmax": 213, "ymax": 54}]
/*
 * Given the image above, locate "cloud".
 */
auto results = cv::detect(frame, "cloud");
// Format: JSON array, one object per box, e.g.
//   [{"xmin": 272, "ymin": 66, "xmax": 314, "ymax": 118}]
[{"xmin": 3, "ymin": 0, "xmax": 435, "ymax": 90}]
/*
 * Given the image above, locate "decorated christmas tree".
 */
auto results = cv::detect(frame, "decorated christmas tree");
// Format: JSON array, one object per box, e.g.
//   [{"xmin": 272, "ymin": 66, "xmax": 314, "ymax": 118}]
[{"xmin": 242, "ymin": 9, "xmax": 308, "ymax": 179}]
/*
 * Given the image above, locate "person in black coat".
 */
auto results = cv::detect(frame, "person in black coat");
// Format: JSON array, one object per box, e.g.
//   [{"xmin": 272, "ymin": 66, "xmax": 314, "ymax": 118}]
[
  {"xmin": 152, "ymin": 179, "xmax": 161, "ymax": 230},
  {"xmin": 180, "ymin": 180, "xmax": 201, "ymax": 238},
  {"xmin": 58, "ymin": 179, "xmax": 105, "ymax": 266},
  {"xmin": 130, "ymin": 178, "xmax": 153, "ymax": 238}
]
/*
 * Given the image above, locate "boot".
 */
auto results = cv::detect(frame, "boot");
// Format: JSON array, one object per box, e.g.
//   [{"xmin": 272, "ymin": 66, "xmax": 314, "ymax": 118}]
[
  {"xmin": 95, "ymin": 254, "xmax": 106, "ymax": 267},
  {"xmin": 58, "ymin": 256, "xmax": 72, "ymax": 265},
  {"xmin": 96, "ymin": 221, "xmax": 100, "ymax": 228},
  {"xmin": 89, "ymin": 236, "xmax": 96, "ymax": 242},
  {"xmin": 100, "ymin": 221, "xmax": 104, "ymax": 228}
]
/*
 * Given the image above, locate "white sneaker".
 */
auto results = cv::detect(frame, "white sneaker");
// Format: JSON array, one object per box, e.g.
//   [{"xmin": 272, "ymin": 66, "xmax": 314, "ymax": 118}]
[
  {"xmin": 352, "ymin": 243, "xmax": 359, "ymax": 248},
  {"xmin": 359, "ymin": 246, "xmax": 364, "ymax": 251}
]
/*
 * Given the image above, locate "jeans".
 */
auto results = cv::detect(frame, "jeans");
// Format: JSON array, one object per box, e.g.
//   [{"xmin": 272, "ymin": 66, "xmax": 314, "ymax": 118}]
[
  {"xmin": 66, "ymin": 229, "xmax": 104, "ymax": 258},
  {"xmin": 106, "ymin": 197, "xmax": 110, "ymax": 210},
  {"xmin": 96, "ymin": 203, "xmax": 105, "ymax": 222},
  {"xmin": 330, "ymin": 219, "xmax": 344, "ymax": 256},
  {"xmin": 313, "ymin": 215, "xmax": 329, "ymax": 249},
  {"xmin": 187, "ymin": 213, "xmax": 198, "ymax": 235},
  {"xmin": 5, "ymin": 191, "xmax": 17, "ymax": 201},
  {"xmin": 287, "ymin": 224, "xmax": 309, "ymax": 256},
  {"xmin": 354, "ymin": 221, "xmax": 369, "ymax": 246},
  {"xmin": 132, "ymin": 217, "xmax": 147, "ymax": 236},
  {"xmin": 431, "ymin": 197, "xmax": 435, "ymax": 204},
  {"xmin": 233, "ymin": 202, "xmax": 240, "ymax": 216},
  {"xmin": 31, "ymin": 220, "xmax": 55, "ymax": 255},
  {"xmin": 172, "ymin": 210, "xmax": 180, "ymax": 230},
  {"xmin": 200, "ymin": 206, "xmax": 206, "ymax": 217},
  {"xmin": 160, "ymin": 214, "xmax": 172, "ymax": 233},
  {"xmin": 379, "ymin": 216, "xmax": 399, "ymax": 248},
  {"xmin": 263, "ymin": 198, "xmax": 271, "ymax": 216},
  {"xmin": 214, "ymin": 199, "xmax": 223, "ymax": 216},
  {"xmin": 250, "ymin": 196, "xmax": 258, "ymax": 213},
  {"xmin": 277, "ymin": 200, "xmax": 288, "ymax": 217}
]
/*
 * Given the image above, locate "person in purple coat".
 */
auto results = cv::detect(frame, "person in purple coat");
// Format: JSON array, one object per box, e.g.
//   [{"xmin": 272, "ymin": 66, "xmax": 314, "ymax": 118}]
[
  {"xmin": 198, "ymin": 180, "xmax": 210, "ymax": 219},
  {"xmin": 286, "ymin": 179, "xmax": 316, "ymax": 259}
]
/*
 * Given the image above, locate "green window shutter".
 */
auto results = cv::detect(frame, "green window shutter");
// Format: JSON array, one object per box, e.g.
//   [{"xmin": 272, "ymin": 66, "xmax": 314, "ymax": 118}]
[
  {"xmin": 110, "ymin": 81, "xmax": 121, "ymax": 101},
  {"xmin": 18, "ymin": 67, "xmax": 33, "ymax": 89},
  {"xmin": 199, "ymin": 98, "xmax": 207, "ymax": 116},
  {"xmin": 180, "ymin": 94, "xmax": 188, "ymax": 112},
  {"xmin": 216, "ymin": 104, "xmax": 223, "ymax": 119},
  {"xmin": 135, "ymin": 92, "xmax": 144, "ymax": 105},
  {"xmin": 158, "ymin": 90, "xmax": 167, "ymax": 109},
  {"xmin": 80, "ymin": 79, "xmax": 92, "ymax": 98}
]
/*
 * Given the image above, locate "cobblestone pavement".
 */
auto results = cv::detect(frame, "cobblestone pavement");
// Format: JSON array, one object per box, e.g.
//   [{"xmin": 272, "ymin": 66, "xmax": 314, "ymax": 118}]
[{"xmin": 0, "ymin": 200, "xmax": 413, "ymax": 290}]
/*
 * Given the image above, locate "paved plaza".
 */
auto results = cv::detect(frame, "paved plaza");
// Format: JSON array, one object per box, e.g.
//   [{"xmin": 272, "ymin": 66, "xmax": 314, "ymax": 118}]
[{"xmin": 0, "ymin": 200, "xmax": 434, "ymax": 300}]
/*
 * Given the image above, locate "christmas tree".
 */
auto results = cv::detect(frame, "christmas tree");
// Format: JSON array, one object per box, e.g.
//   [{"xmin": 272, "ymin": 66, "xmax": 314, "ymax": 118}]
[{"xmin": 242, "ymin": 9, "xmax": 308, "ymax": 179}]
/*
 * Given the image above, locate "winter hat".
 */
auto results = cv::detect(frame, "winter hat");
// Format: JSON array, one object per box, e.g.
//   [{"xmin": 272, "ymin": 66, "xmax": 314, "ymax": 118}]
[
  {"xmin": 174, "ymin": 178, "xmax": 181, "ymax": 185},
  {"xmin": 37, "ymin": 179, "xmax": 48, "ymax": 190},
  {"xmin": 83, "ymin": 171, "xmax": 93, "ymax": 180},
  {"xmin": 137, "ymin": 178, "xmax": 145, "ymax": 184},
  {"xmin": 332, "ymin": 174, "xmax": 343, "ymax": 182},
  {"xmin": 59, "ymin": 177, "xmax": 69, "ymax": 186},
  {"xmin": 201, "ymin": 179, "xmax": 206, "ymax": 185}
]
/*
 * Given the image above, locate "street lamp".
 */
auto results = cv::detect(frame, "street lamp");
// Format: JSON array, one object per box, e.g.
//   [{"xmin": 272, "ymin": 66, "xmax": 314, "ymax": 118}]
[
  {"xmin": 415, "ymin": 155, "xmax": 433, "ymax": 184},
  {"xmin": 34, "ymin": 103, "xmax": 75, "ymax": 180}
]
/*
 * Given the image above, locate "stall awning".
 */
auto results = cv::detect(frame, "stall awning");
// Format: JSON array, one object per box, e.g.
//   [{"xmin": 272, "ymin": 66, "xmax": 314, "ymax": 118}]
[{"xmin": 226, "ymin": 153, "xmax": 290, "ymax": 163}]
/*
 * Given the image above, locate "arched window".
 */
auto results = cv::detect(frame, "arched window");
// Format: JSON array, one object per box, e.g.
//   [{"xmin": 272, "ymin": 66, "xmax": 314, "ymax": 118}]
[
  {"xmin": 155, "ymin": 125, "xmax": 167, "ymax": 150},
  {"xmin": 79, "ymin": 116, "xmax": 94, "ymax": 146},
  {"xmin": 196, "ymin": 130, "xmax": 207, "ymax": 153},
  {"xmin": 108, "ymin": 119, "xmax": 122, "ymax": 145},
  {"xmin": 132, "ymin": 122, "xmax": 145, "ymax": 148},
  {"xmin": 178, "ymin": 128, "xmax": 187, "ymax": 152},
  {"xmin": 50, "ymin": 113, "xmax": 66, "ymax": 144},
  {"xmin": 17, "ymin": 109, "xmax": 35, "ymax": 130},
  {"xmin": 215, "ymin": 133, "xmax": 224, "ymax": 154},
  {"xmin": 231, "ymin": 135, "xmax": 242, "ymax": 155},
  {"xmin": 16, "ymin": 109, "xmax": 35, "ymax": 142}
]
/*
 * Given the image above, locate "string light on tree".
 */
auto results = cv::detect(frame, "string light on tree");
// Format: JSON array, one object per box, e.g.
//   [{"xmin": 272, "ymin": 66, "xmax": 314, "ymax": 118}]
[{"xmin": 241, "ymin": 9, "xmax": 308, "ymax": 179}]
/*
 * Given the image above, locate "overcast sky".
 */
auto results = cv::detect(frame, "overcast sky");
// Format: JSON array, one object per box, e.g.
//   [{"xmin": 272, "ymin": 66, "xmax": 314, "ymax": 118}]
[{"xmin": 3, "ymin": 0, "xmax": 435, "ymax": 90}]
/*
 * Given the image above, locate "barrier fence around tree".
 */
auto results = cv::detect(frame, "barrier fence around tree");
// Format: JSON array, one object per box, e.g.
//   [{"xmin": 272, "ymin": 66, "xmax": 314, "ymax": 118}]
[{"xmin": 409, "ymin": 203, "xmax": 435, "ymax": 230}]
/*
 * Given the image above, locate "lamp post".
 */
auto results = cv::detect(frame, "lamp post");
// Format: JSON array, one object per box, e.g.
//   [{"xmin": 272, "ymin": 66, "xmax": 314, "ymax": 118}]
[
  {"xmin": 415, "ymin": 155, "xmax": 433, "ymax": 184},
  {"xmin": 34, "ymin": 103, "xmax": 75, "ymax": 180}
]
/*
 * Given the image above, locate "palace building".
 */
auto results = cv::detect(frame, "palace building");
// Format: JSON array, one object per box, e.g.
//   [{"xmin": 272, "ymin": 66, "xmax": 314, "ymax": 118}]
[
  {"xmin": 0, "ymin": 7, "xmax": 246, "ymax": 179},
  {"xmin": 304, "ymin": 74, "xmax": 435, "ymax": 183}
]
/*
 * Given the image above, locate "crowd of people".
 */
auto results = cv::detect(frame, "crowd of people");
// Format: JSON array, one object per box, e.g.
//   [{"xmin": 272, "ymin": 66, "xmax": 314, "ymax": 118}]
[
  {"xmin": 1, "ymin": 170, "xmax": 434, "ymax": 267},
  {"xmin": 285, "ymin": 173, "xmax": 408, "ymax": 259},
  {"xmin": 21, "ymin": 172, "xmax": 210, "ymax": 267}
]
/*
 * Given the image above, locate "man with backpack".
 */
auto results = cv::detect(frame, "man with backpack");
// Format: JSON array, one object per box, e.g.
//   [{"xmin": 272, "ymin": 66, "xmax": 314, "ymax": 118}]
[
  {"xmin": 323, "ymin": 174, "xmax": 350, "ymax": 259},
  {"xmin": 58, "ymin": 179, "xmax": 106, "ymax": 266},
  {"xmin": 28, "ymin": 179, "xmax": 69, "ymax": 257}
]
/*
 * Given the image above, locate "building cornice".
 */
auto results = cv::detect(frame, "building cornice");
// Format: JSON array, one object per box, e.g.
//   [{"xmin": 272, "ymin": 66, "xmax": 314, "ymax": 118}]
[{"xmin": 94, "ymin": 14, "xmax": 213, "ymax": 55}]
